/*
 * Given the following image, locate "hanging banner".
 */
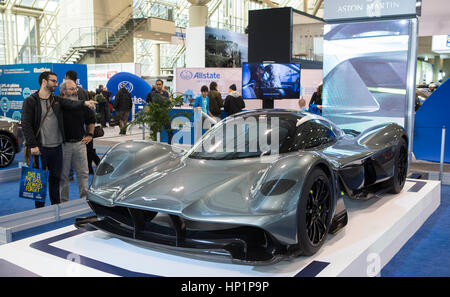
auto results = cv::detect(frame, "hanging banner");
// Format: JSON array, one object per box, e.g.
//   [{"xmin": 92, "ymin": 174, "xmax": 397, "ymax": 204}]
[{"xmin": 175, "ymin": 68, "xmax": 242, "ymax": 103}]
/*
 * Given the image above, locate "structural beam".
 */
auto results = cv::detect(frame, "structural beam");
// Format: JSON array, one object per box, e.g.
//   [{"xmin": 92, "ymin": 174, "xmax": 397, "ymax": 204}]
[{"xmin": 312, "ymin": 0, "xmax": 323, "ymax": 16}]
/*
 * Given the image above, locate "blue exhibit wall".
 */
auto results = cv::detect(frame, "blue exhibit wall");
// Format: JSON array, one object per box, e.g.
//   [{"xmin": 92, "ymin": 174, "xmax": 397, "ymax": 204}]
[
  {"xmin": 413, "ymin": 78, "xmax": 450, "ymax": 162},
  {"xmin": 0, "ymin": 63, "xmax": 87, "ymax": 121}
]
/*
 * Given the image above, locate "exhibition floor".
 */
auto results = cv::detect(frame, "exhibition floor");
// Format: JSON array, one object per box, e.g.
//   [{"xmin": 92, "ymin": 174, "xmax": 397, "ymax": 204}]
[
  {"xmin": 0, "ymin": 179, "xmax": 447, "ymax": 276},
  {"xmin": 0, "ymin": 129, "xmax": 449, "ymax": 276}
]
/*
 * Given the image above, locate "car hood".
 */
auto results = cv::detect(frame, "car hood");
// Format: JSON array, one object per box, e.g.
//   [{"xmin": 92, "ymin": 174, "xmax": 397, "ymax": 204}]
[{"xmin": 89, "ymin": 149, "xmax": 280, "ymax": 218}]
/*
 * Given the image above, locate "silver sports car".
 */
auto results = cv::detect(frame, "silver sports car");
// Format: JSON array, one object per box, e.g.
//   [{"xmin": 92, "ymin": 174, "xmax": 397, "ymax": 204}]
[
  {"xmin": 76, "ymin": 109, "xmax": 408, "ymax": 265},
  {"xmin": 0, "ymin": 116, "xmax": 24, "ymax": 168}
]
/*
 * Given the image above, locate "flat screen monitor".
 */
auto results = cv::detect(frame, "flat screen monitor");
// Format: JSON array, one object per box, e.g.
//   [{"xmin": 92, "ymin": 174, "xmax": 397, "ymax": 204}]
[{"xmin": 242, "ymin": 63, "xmax": 301, "ymax": 99}]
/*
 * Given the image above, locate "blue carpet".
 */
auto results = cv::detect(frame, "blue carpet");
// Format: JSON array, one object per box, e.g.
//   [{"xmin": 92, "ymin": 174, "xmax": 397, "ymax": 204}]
[
  {"xmin": 0, "ymin": 175, "xmax": 94, "ymax": 217},
  {"xmin": 381, "ymin": 185, "xmax": 450, "ymax": 276}
]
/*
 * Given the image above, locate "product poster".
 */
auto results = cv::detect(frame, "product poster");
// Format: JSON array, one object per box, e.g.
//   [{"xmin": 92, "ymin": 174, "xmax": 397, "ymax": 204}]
[
  {"xmin": 0, "ymin": 63, "xmax": 87, "ymax": 121},
  {"xmin": 322, "ymin": 19, "xmax": 412, "ymax": 132}
]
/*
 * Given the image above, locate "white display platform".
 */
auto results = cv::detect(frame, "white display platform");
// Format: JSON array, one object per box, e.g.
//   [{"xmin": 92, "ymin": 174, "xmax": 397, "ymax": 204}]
[{"xmin": 0, "ymin": 179, "xmax": 440, "ymax": 277}]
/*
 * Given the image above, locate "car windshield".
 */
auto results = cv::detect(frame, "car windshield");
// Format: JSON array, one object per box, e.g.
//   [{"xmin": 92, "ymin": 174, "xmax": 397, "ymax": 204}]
[{"xmin": 187, "ymin": 113, "xmax": 302, "ymax": 160}]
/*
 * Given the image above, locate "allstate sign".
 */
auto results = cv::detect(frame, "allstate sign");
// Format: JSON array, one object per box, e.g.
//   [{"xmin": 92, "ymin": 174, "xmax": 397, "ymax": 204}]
[{"xmin": 176, "ymin": 67, "xmax": 242, "ymax": 100}]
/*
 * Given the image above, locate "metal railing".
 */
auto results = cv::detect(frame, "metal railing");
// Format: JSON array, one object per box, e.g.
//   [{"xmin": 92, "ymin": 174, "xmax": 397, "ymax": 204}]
[{"xmin": 50, "ymin": 8, "xmax": 147, "ymax": 63}]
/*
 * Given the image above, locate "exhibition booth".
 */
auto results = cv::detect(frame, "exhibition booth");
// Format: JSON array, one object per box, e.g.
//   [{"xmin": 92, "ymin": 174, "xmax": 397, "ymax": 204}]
[{"xmin": 0, "ymin": 0, "xmax": 447, "ymax": 278}]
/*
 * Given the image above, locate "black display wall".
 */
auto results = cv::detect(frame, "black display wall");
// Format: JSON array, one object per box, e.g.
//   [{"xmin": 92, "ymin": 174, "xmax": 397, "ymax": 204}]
[{"xmin": 248, "ymin": 7, "xmax": 292, "ymax": 63}]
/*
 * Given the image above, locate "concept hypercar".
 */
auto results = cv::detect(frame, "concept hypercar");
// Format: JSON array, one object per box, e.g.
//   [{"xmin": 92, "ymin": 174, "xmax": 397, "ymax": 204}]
[{"xmin": 76, "ymin": 110, "xmax": 408, "ymax": 265}]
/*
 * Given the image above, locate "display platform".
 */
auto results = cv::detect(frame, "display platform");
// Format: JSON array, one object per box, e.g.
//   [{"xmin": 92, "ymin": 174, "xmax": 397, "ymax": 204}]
[{"xmin": 0, "ymin": 179, "xmax": 440, "ymax": 277}]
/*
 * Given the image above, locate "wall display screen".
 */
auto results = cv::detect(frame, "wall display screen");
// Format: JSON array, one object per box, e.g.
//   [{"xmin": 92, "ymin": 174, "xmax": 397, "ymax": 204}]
[
  {"xmin": 205, "ymin": 27, "xmax": 248, "ymax": 68},
  {"xmin": 242, "ymin": 63, "xmax": 301, "ymax": 99},
  {"xmin": 322, "ymin": 19, "xmax": 412, "ymax": 132}
]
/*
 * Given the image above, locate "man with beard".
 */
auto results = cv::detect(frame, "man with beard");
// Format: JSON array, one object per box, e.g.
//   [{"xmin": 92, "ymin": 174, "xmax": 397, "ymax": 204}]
[
  {"xmin": 59, "ymin": 80, "xmax": 96, "ymax": 203},
  {"xmin": 21, "ymin": 71, "xmax": 97, "ymax": 208}
]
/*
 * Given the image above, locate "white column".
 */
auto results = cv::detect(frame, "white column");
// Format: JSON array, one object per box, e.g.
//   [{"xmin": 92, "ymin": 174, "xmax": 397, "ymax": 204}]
[
  {"xmin": 153, "ymin": 43, "xmax": 161, "ymax": 76},
  {"xmin": 187, "ymin": 0, "xmax": 210, "ymax": 27}
]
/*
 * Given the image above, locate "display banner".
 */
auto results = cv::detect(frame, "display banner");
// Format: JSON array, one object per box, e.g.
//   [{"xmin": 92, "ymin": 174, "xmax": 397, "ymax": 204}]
[
  {"xmin": 413, "ymin": 78, "xmax": 450, "ymax": 162},
  {"xmin": 106, "ymin": 72, "xmax": 152, "ymax": 121},
  {"xmin": 175, "ymin": 68, "xmax": 242, "ymax": 102},
  {"xmin": 322, "ymin": 19, "xmax": 412, "ymax": 132},
  {"xmin": 324, "ymin": 0, "xmax": 418, "ymax": 21},
  {"xmin": 0, "ymin": 63, "xmax": 87, "ymax": 121}
]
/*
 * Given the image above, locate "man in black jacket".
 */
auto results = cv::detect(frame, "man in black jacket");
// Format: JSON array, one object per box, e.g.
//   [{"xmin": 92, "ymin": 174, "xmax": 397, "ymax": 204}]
[
  {"xmin": 113, "ymin": 83, "xmax": 133, "ymax": 135},
  {"xmin": 224, "ymin": 84, "xmax": 245, "ymax": 116},
  {"xmin": 21, "ymin": 71, "xmax": 97, "ymax": 208},
  {"xmin": 59, "ymin": 79, "xmax": 96, "ymax": 203}
]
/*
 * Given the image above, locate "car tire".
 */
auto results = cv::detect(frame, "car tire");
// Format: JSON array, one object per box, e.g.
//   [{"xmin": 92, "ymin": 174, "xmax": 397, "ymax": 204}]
[
  {"xmin": 388, "ymin": 138, "xmax": 408, "ymax": 194},
  {"xmin": 297, "ymin": 167, "xmax": 333, "ymax": 256},
  {"xmin": 0, "ymin": 135, "xmax": 16, "ymax": 168}
]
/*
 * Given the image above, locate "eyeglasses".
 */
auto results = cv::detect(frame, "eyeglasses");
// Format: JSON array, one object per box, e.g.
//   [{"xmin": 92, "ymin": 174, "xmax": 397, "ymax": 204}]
[{"xmin": 47, "ymin": 79, "xmax": 58, "ymax": 84}]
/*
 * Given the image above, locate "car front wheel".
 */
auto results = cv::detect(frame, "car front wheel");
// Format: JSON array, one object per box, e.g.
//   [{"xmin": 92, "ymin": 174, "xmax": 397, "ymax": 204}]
[{"xmin": 297, "ymin": 168, "xmax": 332, "ymax": 256}]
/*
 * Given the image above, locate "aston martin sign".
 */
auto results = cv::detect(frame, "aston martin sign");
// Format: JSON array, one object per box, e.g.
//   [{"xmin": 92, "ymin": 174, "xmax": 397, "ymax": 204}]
[{"xmin": 324, "ymin": 0, "xmax": 418, "ymax": 21}]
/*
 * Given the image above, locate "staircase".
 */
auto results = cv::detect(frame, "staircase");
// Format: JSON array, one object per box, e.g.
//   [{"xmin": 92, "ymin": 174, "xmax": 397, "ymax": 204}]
[{"xmin": 58, "ymin": 17, "xmax": 147, "ymax": 64}]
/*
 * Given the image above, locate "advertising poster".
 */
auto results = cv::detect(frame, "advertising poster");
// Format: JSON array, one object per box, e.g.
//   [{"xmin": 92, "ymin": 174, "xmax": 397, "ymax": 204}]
[
  {"xmin": 205, "ymin": 27, "xmax": 248, "ymax": 68},
  {"xmin": 0, "ymin": 63, "xmax": 87, "ymax": 121},
  {"xmin": 175, "ymin": 68, "xmax": 242, "ymax": 103},
  {"xmin": 322, "ymin": 19, "xmax": 412, "ymax": 131}
]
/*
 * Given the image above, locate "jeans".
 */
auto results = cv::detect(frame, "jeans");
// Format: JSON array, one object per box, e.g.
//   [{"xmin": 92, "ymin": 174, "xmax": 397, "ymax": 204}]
[
  {"xmin": 60, "ymin": 142, "xmax": 89, "ymax": 203},
  {"xmin": 34, "ymin": 145, "xmax": 63, "ymax": 208}
]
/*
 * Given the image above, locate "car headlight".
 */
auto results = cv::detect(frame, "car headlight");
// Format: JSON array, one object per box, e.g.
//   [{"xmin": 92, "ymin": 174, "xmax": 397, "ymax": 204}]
[{"xmin": 260, "ymin": 179, "xmax": 296, "ymax": 196}]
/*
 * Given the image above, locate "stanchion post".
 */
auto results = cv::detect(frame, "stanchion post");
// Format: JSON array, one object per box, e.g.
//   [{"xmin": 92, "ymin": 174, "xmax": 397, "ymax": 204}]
[{"xmin": 440, "ymin": 126, "xmax": 446, "ymax": 181}]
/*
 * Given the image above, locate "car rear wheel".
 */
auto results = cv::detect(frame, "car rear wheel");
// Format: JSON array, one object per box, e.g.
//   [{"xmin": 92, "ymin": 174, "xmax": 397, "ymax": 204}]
[
  {"xmin": 297, "ymin": 168, "xmax": 332, "ymax": 256},
  {"xmin": 0, "ymin": 135, "xmax": 16, "ymax": 168},
  {"xmin": 388, "ymin": 138, "xmax": 408, "ymax": 194}
]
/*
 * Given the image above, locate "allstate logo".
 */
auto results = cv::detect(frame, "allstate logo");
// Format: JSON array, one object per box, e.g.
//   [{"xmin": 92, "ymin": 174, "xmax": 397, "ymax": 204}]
[
  {"xmin": 180, "ymin": 70, "xmax": 193, "ymax": 80},
  {"xmin": 23, "ymin": 88, "xmax": 32, "ymax": 99},
  {"xmin": 119, "ymin": 81, "xmax": 134, "ymax": 93}
]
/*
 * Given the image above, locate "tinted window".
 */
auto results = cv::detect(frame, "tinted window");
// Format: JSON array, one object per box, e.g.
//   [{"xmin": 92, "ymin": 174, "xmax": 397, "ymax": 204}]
[
  {"xmin": 188, "ymin": 114, "xmax": 300, "ymax": 160},
  {"xmin": 294, "ymin": 120, "xmax": 337, "ymax": 150}
]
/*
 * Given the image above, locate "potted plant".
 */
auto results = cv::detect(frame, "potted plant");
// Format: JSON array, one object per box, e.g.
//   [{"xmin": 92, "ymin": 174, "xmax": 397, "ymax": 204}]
[{"xmin": 129, "ymin": 92, "xmax": 189, "ymax": 141}]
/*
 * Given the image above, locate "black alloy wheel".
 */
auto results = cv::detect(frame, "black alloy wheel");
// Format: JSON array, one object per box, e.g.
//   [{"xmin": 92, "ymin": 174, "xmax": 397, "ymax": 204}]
[
  {"xmin": 297, "ymin": 168, "xmax": 332, "ymax": 256},
  {"xmin": 0, "ymin": 135, "xmax": 15, "ymax": 168},
  {"xmin": 389, "ymin": 138, "xmax": 408, "ymax": 194}
]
